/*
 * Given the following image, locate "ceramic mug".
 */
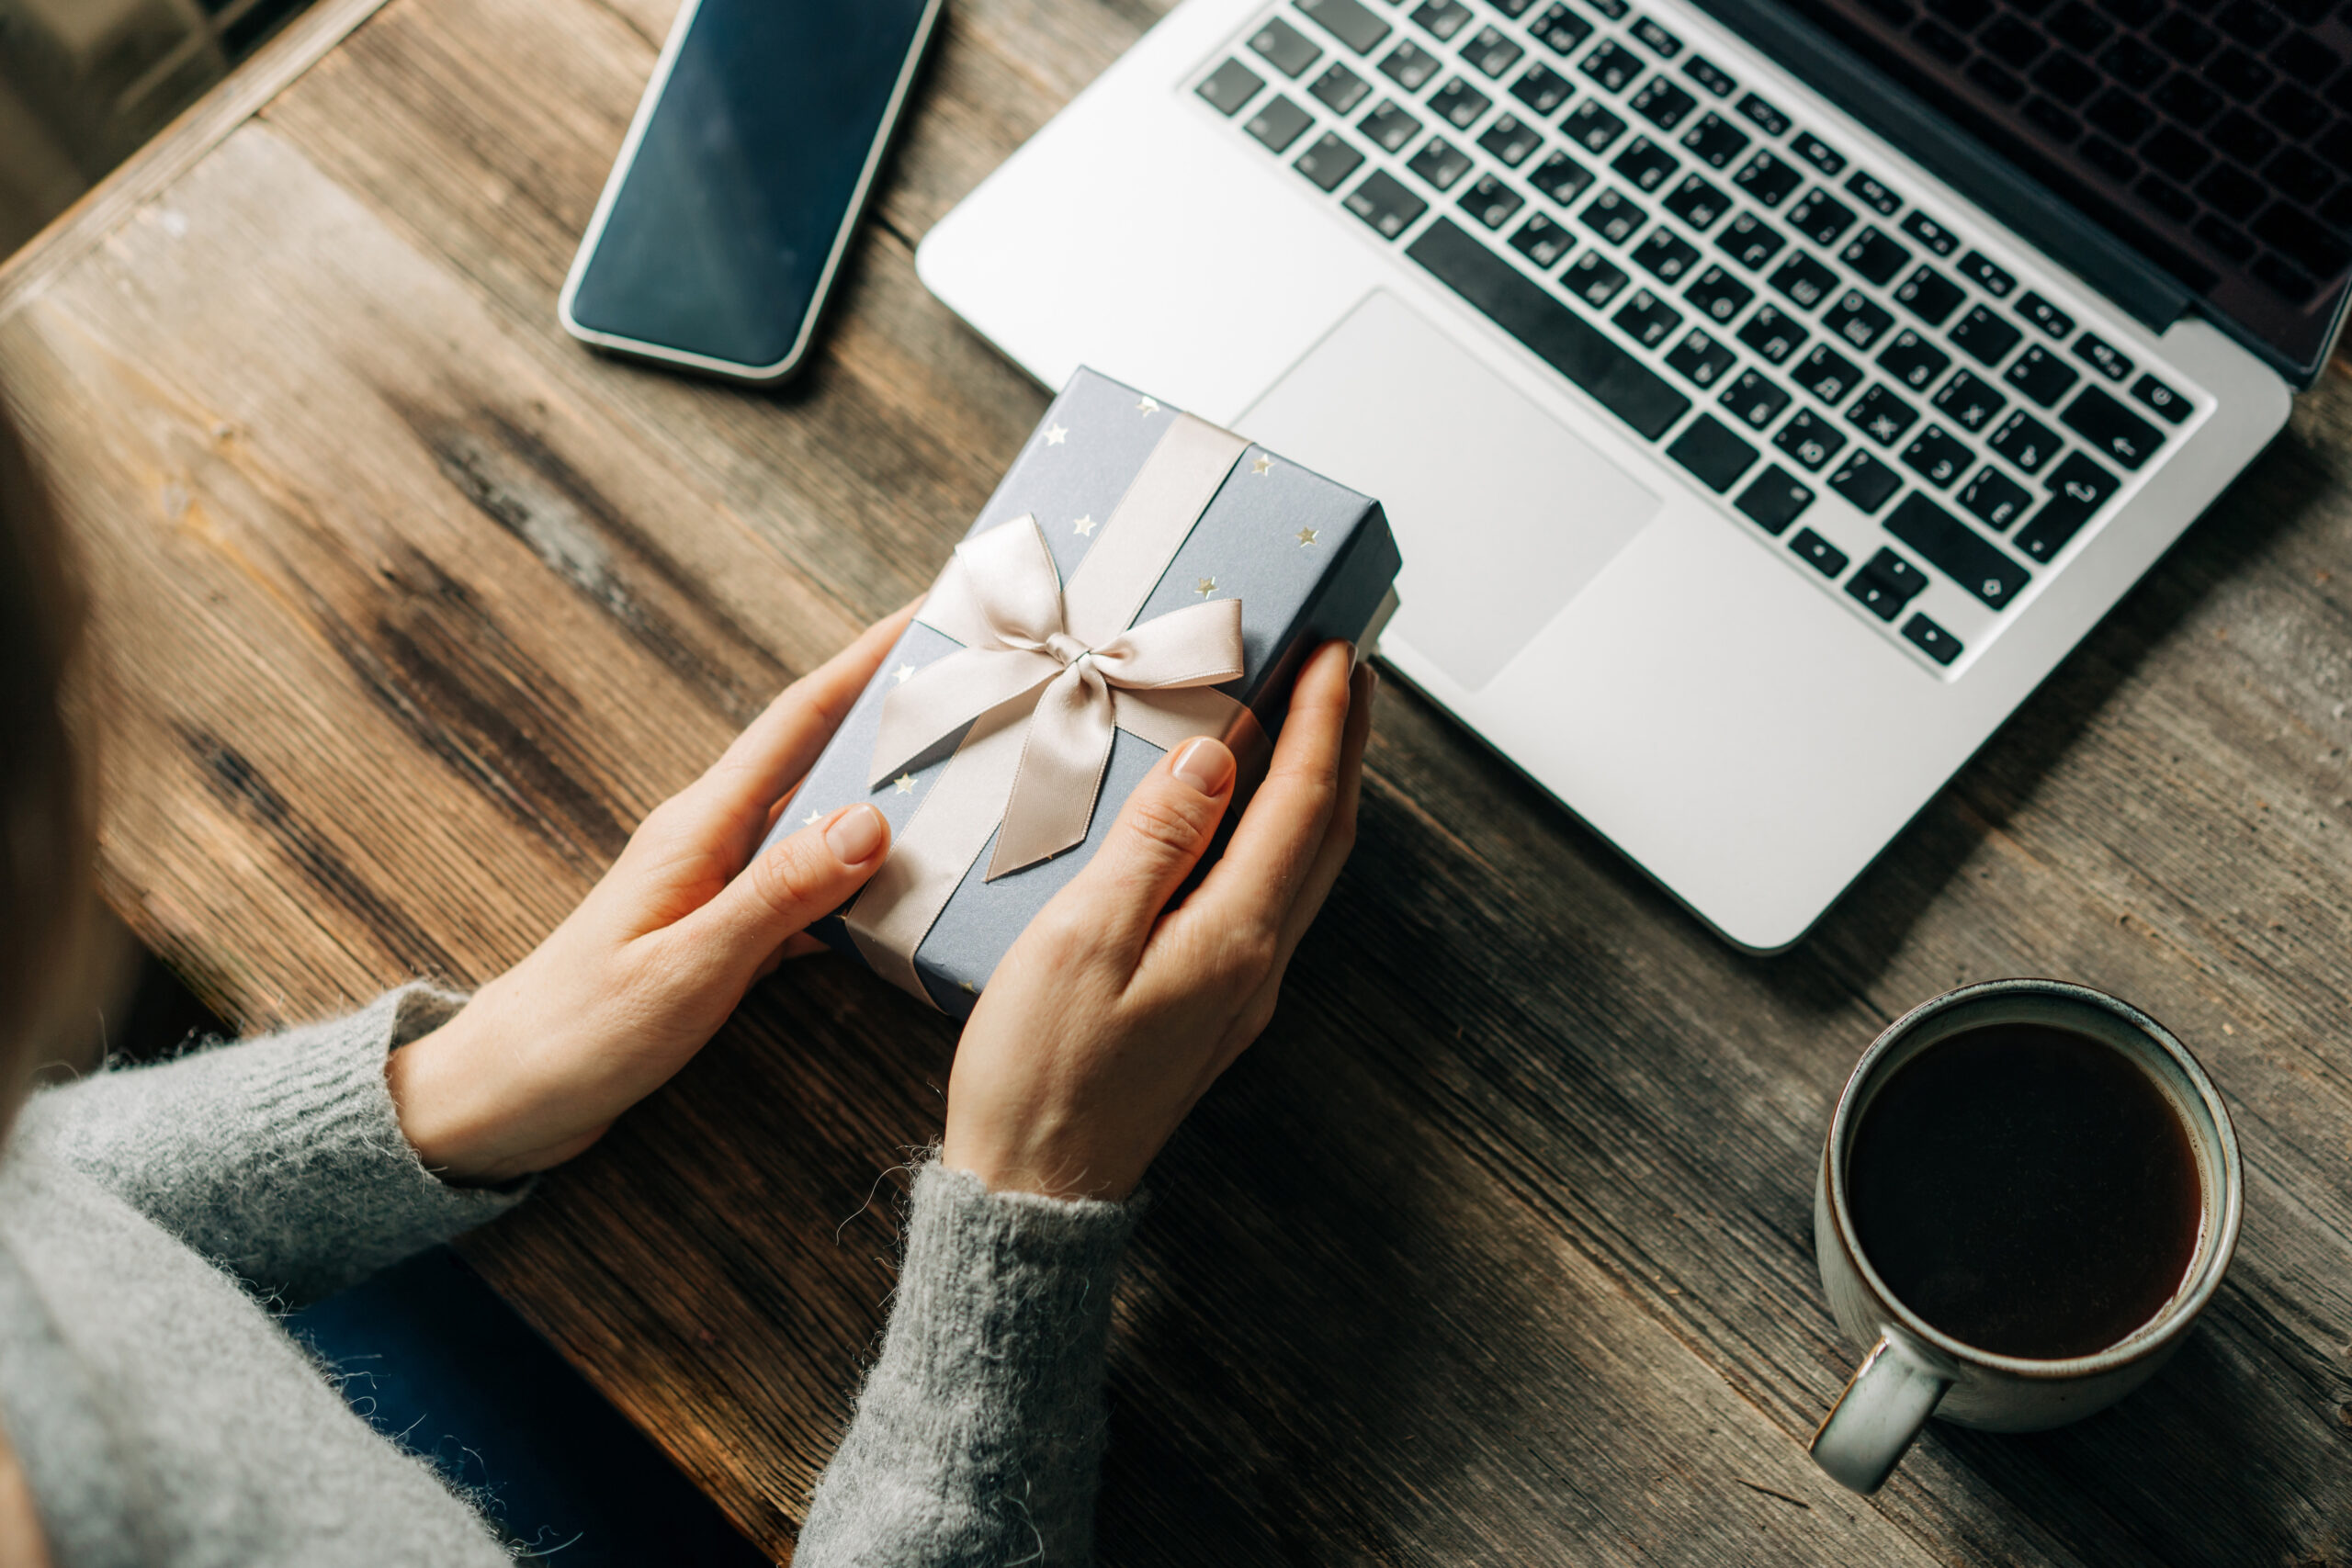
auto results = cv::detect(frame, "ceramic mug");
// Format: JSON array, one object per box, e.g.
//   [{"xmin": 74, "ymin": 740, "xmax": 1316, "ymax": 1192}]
[{"xmin": 1809, "ymin": 979, "xmax": 2243, "ymax": 1494}]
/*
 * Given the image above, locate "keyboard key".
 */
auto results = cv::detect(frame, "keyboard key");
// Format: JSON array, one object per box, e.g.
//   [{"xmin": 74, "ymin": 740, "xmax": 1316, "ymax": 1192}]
[
  {"xmin": 1948, "ymin": 304, "xmax": 2023, "ymax": 367},
  {"xmin": 1877, "ymin": 329, "xmax": 1951, "ymax": 390},
  {"xmin": 1246, "ymin": 96, "xmax": 1315, "ymax": 152},
  {"xmin": 1737, "ymin": 466, "xmax": 1815, "ymax": 533},
  {"xmin": 1849, "ymin": 383, "xmax": 1920, "ymax": 446},
  {"xmin": 1460, "ymin": 173, "xmax": 1527, "ymax": 229},
  {"xmin": 1613, "ymin": 136, "xmax": 1681, "ymax": 192},
  {"xmin": 1581, "ymin": 187, "xmax": 1646, "ymax": 244},
  {"xmin": 1791, "ymin": 526, "xmax": 1849, "ymax": 574},
  {"xmin": 2070, "ymin": 333, "xmax": 2132, "ymax": 382},
  {"xmin": 1631, "ymin": 16, "xmax": 1683, "ymax": 56},
  {"xmin": 1250, "ymin": 17, "xmax": 1322, "ymax": 76},
  {"xmin": 2014, "ymin": 290, "xmax": 2075, "ymax": 338},
  {"xmin": 1902, "ymin": 612, "xmax": 1962, "ymax": 665},
  {"xmin": 1683, "ymin": 264, "xmax": 1753, "ymax": 322},
  {"xmin": 1737, "ymin": 303, "xmax": 1807, "ymax": 363},
  {"xmin": 2061, "ymin": 385, "xmax": 2162, "ymax": 469},
  {"xmin": 1300, "ymin": 0, "xmax": 1392, "ymax": 53},
  {"xmin": 1987, "ymin": 410, "xmax": 2058, "ymax": 473},
  {"xmin": 1932, "ymin": 368, "xmax": 2007, "ymax": 431},
  {"xmin": 1410, "ymin": 0, "xmax": 1474, "ymax": 39},
  {"xmin": 1198, "ymin": 59, "xmax": 1267, "ymax": 117},
  {"xmin": 1479, "ymin": 113, "xmax": 1544, "ymax": 166},
  {"xmin": 1733, "ymin": 151, "xmax": 1802, "ymax": 208},
  {"xmin": 1380, "ymin": 40, "xmax": 1442, "ymax": 90},
  {"xmin": 1632, "ymin": 229, "xmax": 1701, "ymax": 282},
  {"xmin": 1661, "ymin": 174, "xmax": 1731, "ymax": 230},
  {"xmin": 1529, "ymin": 149, "xmax": 1597, "ymax": 205},
  {"xmin": 1581, "ymin": 39, "xmax": 1644, "ymax": 93},
  {"xmin": 1845, "ymin": 547, "xmax": 1928, "ymax": 620},
  {"xmin": 1720, "ymin": 368, "xmax": 1792, "ymax": 428},
  {"xmin": 2131, "ymin": 373, "xmax": 2189, "ymax": 423},
  {"xmin": 1884, "ymin": 492, "xmax": 2030, "ymax": 607},
  {"xmin": 1900, "ymin": 423, "xmax": 1973, "ymax": 487},
  {"xmin": 1582, "ymin": 0, "xmax": 1631, "ymax": 17},
  {"xmin": 1530, "ymin": 1, "xmax": 1596, "ymax": 55},
  {"xmin": 1792, "ymin": 130, "xmax": 1847, "ymax": 175},
  {"xmin": 1509, "ymin": 211, "xmax": 1575, "ymax": 266},
  {"xmin": 1900, "ymin": 209, "xmax": 1961, "ymax": 255},
  {"xmin": 1631, "ymin": 76, "xmax": 1699, "ymax": 129},
  {"xmin": 1840, "ymin": 226, "xmax": 1912, "ymax": 285},
  {"xmin": 1768, "ymin": 252, "xmax": 1838, "ymax": 310},
  {"xmin": 1345, "ymin": 168, "xmax": 1431, "ymax": 236},
  {"xmin": 1408, "ymin": 136, "xmax": 1475, "ymax": 190},
  {"xmin": 1463, "ymin": 25, "xmax": 1526, "ymax": 77},
  {"xmin": 1958, "ymin": 464, "xmax": 2031, "ymax": 530},
  {"xmin": 1666, "ymin": 327, "xmax": 1739, "ymax": 387},
  {"xmin": 1825, "ymin": 290, "xmax": 1895, "ymax": 352},
  {"xmin": 1794, "ymin": 344, "xmax": 1864, "ymax": 404},
  {"xmin": 1488, "ymin": 0, "xmax": 1537, "ymax": 15},
  {"xmin": 1844, "ymin": 170, "xmax": 1902, "ymax": 215},
  {"xmin": 1957, "ymin": 249, "xmax": 2016, "ymax": 296},
  {"xmin": 1309, "ymin": 62, "xmax": 1373, "ymax": 113},
  {"xmin": 1828, "ymin": 449, "xmax": 1902, "ymax": 512},
  {"xmin": 1561, "ymin": 99, "xmax": 1629, "ymax": 152},
  {"xmin": 2005, "ymin": 344, "xmax": 2080, "ymax": 407},
  {"xmin": 1430, "ymin": 75, "xmax": 1494, "ymax": 128},
  {"xmin": 1894, "ymin": 265, "xmax": 1966, "ymax": 325},
  {"xmin": 2014, "ymin": 451, "xmax": 2117, "ymax": 561},
  {"xmin": 1613, "ymin": 287, "xmax": 1682, "ymax": 346},
  {"xmin": 1408, "ymin": 219, "xmax": 1690, "ymax": 437},
  {"xmin": 1786, "ymin": 187, "xmax": 1857, "ymax": 248},
  {"xmin": 1716, "ymin": 211, "xmax": 1786, "ymax": 270},
  {"xmin": 1511, "ymin": 62, "xmax": 1576, "ymax": 115},
  {"xmin": 1681, "ymin": 111, "xmax": 1752, "ymax": 167},
  {"xmin": 1361, "ymin": 98, "xmax": 1424, "ymax": 152},
  {"xmin": 1563, "ymin": 249, "xmax": 1631, "ymax": 307},
  {"xmin": 1736, "ymin": 92, "xmax": 1792, "ymax": 135},
  {"xmin": 1775, "ymin": 407, "xmax": 1849, "ymax": 469},
  {"xmin": 1667, "ymin": 412, "xmax": 1759, "ymax": 491},
  {"xmin": 1683, "ymin": 55, "xmax": 1738, "ymax": 97},
  {"xmin": 1295, "ymin": 131, "xmax": 1368, "ymax": 191}
]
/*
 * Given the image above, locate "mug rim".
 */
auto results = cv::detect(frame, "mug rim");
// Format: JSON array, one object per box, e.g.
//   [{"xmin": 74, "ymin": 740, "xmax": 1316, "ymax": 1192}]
[{"xmin": 1823, "ymin": 977, "xmax": 2244, "ymax": 1381}]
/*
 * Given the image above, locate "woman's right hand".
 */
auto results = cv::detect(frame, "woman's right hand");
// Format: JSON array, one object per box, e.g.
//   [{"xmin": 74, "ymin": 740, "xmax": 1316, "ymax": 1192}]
[{"xmin": 942, "ymin": 640, "xmax": 1374, "ymax": 1201}]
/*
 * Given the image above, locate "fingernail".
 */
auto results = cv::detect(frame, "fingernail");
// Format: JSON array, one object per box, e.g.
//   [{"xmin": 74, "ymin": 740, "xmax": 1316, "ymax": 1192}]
[
  {"xmin": 824, "ymin": 804, "xmax": 887, "ymax": 864},
  {"xmin": 1172, "ymin": 738, "xmax": 1235, "ymax": 795}
]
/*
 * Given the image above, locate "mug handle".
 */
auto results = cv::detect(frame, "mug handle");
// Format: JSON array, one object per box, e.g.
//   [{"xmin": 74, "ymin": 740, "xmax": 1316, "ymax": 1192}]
[{"xmin": 1809, "ymin": 1331, "xmax": 1953, "ymax": 1494}]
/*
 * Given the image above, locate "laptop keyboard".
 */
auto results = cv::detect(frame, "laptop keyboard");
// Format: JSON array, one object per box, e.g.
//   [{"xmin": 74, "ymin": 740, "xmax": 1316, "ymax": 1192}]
[{"xmin": 1189, "ymin": 0, "xmax": 2211, "ymax": 671}]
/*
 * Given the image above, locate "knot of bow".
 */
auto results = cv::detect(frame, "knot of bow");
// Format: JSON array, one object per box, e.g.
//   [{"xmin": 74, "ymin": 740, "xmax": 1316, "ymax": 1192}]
[{"xmin": 870, "ymin": 514, "xmax": 1246, "ymax": 878}]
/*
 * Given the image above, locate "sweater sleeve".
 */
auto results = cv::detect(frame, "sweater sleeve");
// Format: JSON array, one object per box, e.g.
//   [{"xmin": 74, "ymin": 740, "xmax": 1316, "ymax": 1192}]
[
  {"xmin": 797, "ymin": 1158, "xmax": 1141, "ymax": 1568},
  {"xmin": 9, "ymin": 984, "xmax": 526, "ymax": 1306}
]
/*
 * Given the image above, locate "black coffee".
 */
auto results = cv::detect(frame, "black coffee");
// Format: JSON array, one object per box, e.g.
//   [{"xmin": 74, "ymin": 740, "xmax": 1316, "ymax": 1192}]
[{"xmin": 1848, "ymin": 1021, "xmax": 2203, "ymax": 1360}]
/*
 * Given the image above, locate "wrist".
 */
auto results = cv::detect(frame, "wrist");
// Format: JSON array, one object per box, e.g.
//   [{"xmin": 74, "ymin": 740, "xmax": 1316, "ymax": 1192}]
[{"xmin": 385, "ymin": 1003, "xmax": 532, "ymax": 1186}]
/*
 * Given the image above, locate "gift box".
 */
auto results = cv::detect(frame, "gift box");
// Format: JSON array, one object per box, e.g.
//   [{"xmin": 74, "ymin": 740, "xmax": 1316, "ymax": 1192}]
[{"xmin": 763, "ymin": 367, "xmax": 1401, "ymax": 1017}]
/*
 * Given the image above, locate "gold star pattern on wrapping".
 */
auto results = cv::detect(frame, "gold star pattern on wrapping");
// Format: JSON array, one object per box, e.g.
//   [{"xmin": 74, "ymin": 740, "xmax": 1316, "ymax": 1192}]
[
  {"xmin": 1296, "ymin": 526, "xmax": 1319, "ymax": 547},
  {"xmin": 1195, "ymin": 577, "xmax": 1216, "ymax": 597},
  {"xmin": 1250, "ymin": 455, "xmax": 1273, "ymax": 476},
  {"xmin": 1044, "ymin": 423, "xmax": 1069, "ymax": 446},
  {"xmin": 1072, "ymin": 514, "xmax": 1096, "ymax": 536},
  {"xmin": 892, "ymin": 662, "xmax": 916, "ymax": 684},
  {"xmin": 895, "ymin": 773, "xmax": 918, "ymax": 795},
  {"xmin": 960, "ymin": 981, "xmax": 977, "ymax": 994},
  {"xmin": 1136, "ymin": 396, "xmax": 1159, "ymax": 416},
  {"xmin": 803, "ymin": 808, "xmax": 824, "ymax": 827}
]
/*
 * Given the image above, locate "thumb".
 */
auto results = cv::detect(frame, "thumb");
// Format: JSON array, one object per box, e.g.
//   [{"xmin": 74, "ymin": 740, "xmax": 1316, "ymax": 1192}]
[
  {"xmin": 684, "ymin": 804, "xmax": 890, "ymax": 973},
  {"xmin": 1065, "ymin": 738, "xmax": 1237, "ymax": 959}
]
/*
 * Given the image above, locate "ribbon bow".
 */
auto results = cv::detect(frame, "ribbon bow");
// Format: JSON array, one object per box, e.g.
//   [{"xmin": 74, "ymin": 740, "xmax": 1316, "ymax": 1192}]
[{"xmin": 871, "ymin": 513, "xmax": 1245, "ymax": 878}]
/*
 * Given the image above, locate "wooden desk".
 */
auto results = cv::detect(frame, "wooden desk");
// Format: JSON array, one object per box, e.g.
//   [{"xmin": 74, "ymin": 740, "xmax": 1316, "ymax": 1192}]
[{"xmin": 6, "ymin": 0, "xmax": 2350, "ymax": 1560}]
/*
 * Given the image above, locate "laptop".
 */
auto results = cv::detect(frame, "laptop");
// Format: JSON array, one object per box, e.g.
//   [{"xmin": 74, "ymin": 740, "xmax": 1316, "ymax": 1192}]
[{"xmin": 915, "ymin": 0, "xmax": 2346, "ymax": 950}]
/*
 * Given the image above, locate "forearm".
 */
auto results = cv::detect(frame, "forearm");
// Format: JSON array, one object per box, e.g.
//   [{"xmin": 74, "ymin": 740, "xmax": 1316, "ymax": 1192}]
[{"xmin": 797, "ymin": 1158, "xmax": 1139, "ymax": 1566}]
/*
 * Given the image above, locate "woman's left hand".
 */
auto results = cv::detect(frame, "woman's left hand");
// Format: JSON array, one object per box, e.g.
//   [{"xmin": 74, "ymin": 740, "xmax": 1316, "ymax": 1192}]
[{"xmin": 386, "ymin": 607, "xmax": 913, "ymax": 1185}]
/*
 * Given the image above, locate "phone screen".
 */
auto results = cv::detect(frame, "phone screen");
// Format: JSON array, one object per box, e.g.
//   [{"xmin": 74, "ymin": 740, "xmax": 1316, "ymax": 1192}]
[{"xmin": 566, "ymin": 0, "xmax": 933, "ymax": 373}]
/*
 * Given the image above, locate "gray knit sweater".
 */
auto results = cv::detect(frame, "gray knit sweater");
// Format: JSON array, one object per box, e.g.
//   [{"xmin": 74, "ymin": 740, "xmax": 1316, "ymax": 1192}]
[{"xmin": 0, "ymin": 987, "xmax": 1139, "ymax": 1566}]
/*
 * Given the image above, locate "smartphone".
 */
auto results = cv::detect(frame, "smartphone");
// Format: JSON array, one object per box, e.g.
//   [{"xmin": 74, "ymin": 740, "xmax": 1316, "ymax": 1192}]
[{"xmin": 559, "ymin": 0, "xmax": 943, "ymax": 384}]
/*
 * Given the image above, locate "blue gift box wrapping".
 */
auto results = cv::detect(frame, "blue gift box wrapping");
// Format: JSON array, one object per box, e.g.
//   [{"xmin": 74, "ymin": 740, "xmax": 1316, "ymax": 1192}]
[{"xmin": 759, "ymin": 367, "xmax": 1401, "ymax": 1017}]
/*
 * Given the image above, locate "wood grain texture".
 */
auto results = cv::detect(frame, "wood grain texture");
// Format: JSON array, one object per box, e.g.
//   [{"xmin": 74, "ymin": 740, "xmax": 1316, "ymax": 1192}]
[{"xmin": 5, "ymin": 0, "xmax": 2352, "ymax": 1561}]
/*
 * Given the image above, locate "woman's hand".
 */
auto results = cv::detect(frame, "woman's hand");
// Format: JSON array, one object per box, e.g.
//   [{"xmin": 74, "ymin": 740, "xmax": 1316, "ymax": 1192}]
[
  {"xmin": 386, "ymin": 608, "xmax": 913, "ymax": 1185},
  {"xmin": 944, "ymin": 640, "xmax": 1375, "ymax": 1201}
]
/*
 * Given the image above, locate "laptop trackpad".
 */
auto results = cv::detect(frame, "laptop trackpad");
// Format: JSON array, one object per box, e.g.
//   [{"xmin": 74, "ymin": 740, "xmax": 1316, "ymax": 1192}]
[{"xmin": 1239, "ymin": 289, "xmax": 1661, "ymax": 692}]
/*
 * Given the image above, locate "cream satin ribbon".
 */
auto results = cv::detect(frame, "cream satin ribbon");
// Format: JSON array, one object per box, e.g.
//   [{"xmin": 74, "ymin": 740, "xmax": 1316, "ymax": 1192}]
[{"xmin": 844, "ymin": 412, "xmax": 1267, "ymax": 1001}]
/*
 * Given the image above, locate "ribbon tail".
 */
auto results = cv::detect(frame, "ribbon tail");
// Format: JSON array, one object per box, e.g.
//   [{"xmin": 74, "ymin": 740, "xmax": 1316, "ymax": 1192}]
[{"xmin": 988, "ymin": 664, "xmax": 1117, "ymax": 879}]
